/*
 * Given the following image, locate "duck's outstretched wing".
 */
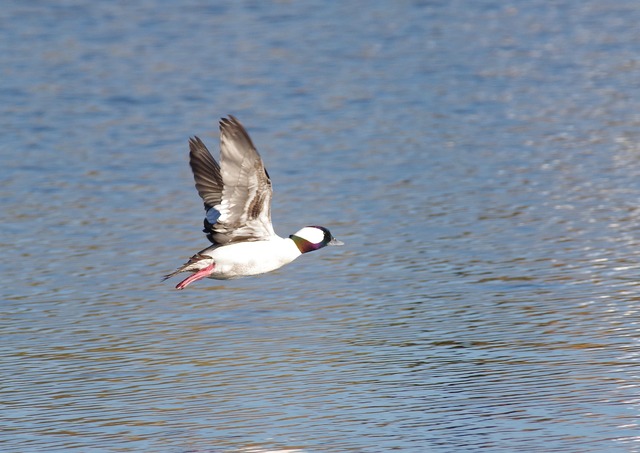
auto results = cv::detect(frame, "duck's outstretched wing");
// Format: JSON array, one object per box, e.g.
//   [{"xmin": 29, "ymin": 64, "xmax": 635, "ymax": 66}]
[
  {"xmin": 188, "ymin": 116, "xmax": 276, "ymax": 244},
  {"xmin": 189, "ymin": 136, "xmax": 223, "ymax": 211}
]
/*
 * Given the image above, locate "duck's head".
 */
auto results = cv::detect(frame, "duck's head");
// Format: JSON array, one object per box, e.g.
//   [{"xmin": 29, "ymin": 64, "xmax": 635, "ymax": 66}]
[{"xmin": 289, "ymin": 226, "xmax": 343, "ymax": 253}]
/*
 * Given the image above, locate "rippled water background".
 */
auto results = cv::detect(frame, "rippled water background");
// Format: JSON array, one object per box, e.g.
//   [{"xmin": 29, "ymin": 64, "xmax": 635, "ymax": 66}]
[{"xmin": 3, "ymin": 1, "xmax": 640, "ymax": 452}]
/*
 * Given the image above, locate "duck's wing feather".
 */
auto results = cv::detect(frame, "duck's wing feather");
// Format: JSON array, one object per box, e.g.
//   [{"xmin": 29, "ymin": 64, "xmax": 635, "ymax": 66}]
[
  {"xmin": 189, "ymin": 136, "xmax": 223, "ymax": 211},
  {"xmin": 189, "ymin": 116, "xmax": 276, "ymax": 244},
  {"xmin": 216, "ymin": 116, "xmax": 276, "ymax": 242}
]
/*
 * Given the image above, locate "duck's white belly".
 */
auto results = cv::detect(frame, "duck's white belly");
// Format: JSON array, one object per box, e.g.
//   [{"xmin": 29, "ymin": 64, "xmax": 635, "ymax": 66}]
[{"xmin": 205, "ymin": 238, "xmax": 300, "ymax": 279}]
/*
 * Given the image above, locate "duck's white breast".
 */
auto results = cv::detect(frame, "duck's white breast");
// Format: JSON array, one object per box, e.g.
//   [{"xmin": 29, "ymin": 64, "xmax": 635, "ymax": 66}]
[{"xmin": 207, "ymin": 237, "xmax": 301, "ymax": 279}]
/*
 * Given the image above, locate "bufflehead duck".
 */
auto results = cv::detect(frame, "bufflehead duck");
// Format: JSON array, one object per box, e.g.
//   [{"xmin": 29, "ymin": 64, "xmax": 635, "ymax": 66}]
[{"xmin": 164, "ymin": 116, "xmax": 343, "ymax": 289}]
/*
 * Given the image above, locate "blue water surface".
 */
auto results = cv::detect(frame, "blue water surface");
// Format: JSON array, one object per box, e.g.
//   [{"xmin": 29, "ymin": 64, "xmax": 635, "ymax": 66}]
[{"xmin": 2, "ymin": 1, "xmax": 640, "ymax": 452}]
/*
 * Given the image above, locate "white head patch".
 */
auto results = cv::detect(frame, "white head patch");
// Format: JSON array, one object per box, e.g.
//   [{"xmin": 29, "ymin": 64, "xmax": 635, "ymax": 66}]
[{"xmin": 294, "ymin": 226, "xmax": 325, "ymax": 244}]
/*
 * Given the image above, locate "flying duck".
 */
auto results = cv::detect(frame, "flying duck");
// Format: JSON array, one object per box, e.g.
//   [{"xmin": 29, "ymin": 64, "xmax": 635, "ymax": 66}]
[{"xmin": 164, "ymin": 116, "xmax": 342, "ymax": 289}]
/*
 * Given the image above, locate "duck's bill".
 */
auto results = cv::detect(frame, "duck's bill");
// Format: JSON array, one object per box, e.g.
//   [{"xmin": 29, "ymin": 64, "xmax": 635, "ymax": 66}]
[{"xmin": 329, "ymin": 237, "xmax": 344, "ymax": 246}]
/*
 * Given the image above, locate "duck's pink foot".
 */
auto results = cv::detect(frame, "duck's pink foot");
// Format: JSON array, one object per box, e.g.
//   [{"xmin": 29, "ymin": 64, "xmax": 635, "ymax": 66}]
[{"xmin": 175, "ymin": 263, "xmax": 215, "ymax": 290}]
